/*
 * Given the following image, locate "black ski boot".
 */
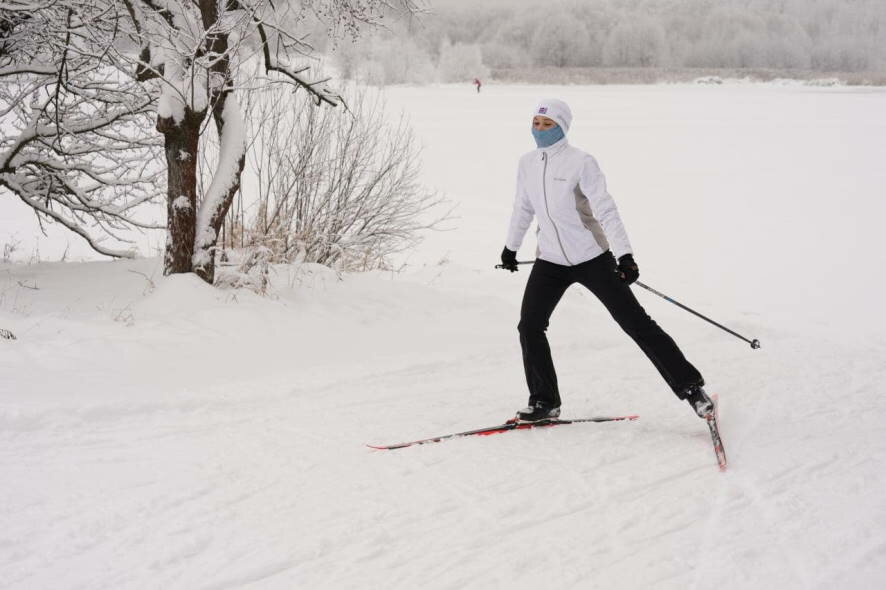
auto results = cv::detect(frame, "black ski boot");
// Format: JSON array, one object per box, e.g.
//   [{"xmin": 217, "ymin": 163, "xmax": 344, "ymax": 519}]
[
  {"xmin": 684, "ymin": 384, "xmax": 713, "ymax": 418},
  {"xmin": 515, "ymin": 401, "xmax": 561, "ymax": 423}
]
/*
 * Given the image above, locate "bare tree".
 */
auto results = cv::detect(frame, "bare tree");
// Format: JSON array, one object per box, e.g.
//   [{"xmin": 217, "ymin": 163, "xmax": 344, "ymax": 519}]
[
  {"xmin": 0, "ymin": 1, "xmax": 164, "ymax": 258},
  {"xmin": 234, "ymin": 82, "xmax": 449, "ymax": 271}
]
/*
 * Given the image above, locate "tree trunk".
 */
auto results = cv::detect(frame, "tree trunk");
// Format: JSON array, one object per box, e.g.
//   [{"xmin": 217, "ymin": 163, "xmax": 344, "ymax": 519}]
[
  {"xmin": 189, "ymin": 9, "xmax": 245, "ymax": 285},
  {"xmin": 192, "ymin": 90, "xmax": 246, "ymax": 285},
  {"xmin": 159, "ymin": 108, "xmax": 205, "ymax": 276}
]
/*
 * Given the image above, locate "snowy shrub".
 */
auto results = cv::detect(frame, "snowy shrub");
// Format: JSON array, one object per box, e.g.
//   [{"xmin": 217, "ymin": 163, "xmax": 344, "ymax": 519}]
[
  {"xmin": 2, "ymin": 239, "xmax": 21, "ymax": 263},
  {"xmin": 229, "ymin": 83, "xmax": 448, "ymax": 272},
  {"xmin": 804, "ymin": 78, "xmax": 841, "ymax": 87},
  {"xmin": 215, "ymin": 246, "xmax": 272, "ymax": 295}
]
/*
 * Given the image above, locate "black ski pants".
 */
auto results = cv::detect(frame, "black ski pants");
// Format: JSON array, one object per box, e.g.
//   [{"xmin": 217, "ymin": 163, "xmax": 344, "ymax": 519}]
[{"xmin": 518, "ymin": 252, "xmax": 703, "ymax": 408}]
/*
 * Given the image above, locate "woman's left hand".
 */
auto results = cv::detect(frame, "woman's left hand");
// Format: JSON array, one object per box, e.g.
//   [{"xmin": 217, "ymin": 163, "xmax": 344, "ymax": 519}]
[{"xmin": 617, "ymin": 254, "xmax": 639, "ymax": 285}]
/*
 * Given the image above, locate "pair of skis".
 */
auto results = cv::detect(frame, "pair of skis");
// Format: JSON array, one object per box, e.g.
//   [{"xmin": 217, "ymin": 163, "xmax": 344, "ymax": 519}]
[
  {"xmin": 367, "ymin": 414, "xmax": 639, "ymax": 450},
  {"xmin": 368, "ymin": 398, "xmax": 727, "ymax": 471}
]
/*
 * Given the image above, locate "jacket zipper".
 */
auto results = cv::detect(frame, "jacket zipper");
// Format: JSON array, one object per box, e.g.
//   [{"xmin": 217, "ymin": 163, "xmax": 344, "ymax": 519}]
[{"xmin": 541, "ymin": 151, "xmax": 573, "ymax": 265}]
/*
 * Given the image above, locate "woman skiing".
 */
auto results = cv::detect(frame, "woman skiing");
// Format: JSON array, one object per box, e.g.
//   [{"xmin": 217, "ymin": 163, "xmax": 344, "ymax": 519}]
[{"xmin": 500, "ymin": 98, "xmax": 713, "ymax": 423}]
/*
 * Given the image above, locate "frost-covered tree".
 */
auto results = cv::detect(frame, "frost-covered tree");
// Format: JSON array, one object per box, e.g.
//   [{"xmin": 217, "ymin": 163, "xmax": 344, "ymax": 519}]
[
  {"xmin": 491, "ymin": 11, "xmax": 539, "ymax": 52},
  {"xmin": 810, "ymin": 38, "xmax": 875, "ymax": 71},
  {"xmin": 801, "ymin": 0, "xmax": 885, "ymax": 70},
  {"xmin": 437, "ymin": 39, "xmax": 488, "ymax": 83},
  {"xmin": 684, "ymin": 8, "xmax": 765, "ymax": 68},
  {"xmin": 530, "ymin": 13, "xmax": 593, "ymax": 67},
  {"xmin": 2, "ymin": 0, "xmax": 422, "ymax": 283},
  {"xmin": 603, "ymin": 17, "xmax": 669, "ymax": 67},
  {"xmin": 569, "ymin": 0, "xmax": 619, "ymax": 67},
  {"xmin": 335, "ymin": 35, "xmax": 435, "ymax": 86},
  {"xmin": 417, "ymin": 5, "xmax": 504, "ymax": 61},
  {"xmin": 759, "ymin": 14, "xmax": 812, "ymax": 69},
  {"xmin": 420, "ymin": 0, "xmax": 886, "ymax": 73},
  {"xmin": 115, "ymin": 0, "xmax": 422, "ymax": 283},
  {"xmin": 481, "ymin": 41, "xmax": 530, "ymax": 69},
  {"xmin": 479, "ymin": 10, "xmax": 536, "ymax": 69}
]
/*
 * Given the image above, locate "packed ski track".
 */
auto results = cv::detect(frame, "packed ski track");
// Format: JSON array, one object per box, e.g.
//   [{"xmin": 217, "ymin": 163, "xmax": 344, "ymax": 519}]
[{"xmin": 2, "ymin": 84, "xmax": 886, "ymax": 589}]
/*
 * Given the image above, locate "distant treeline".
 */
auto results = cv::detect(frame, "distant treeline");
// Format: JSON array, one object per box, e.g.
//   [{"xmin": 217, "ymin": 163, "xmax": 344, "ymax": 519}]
[{"xmin": 330, "ymin": 0, "xmax": 886, "ymax": 85}]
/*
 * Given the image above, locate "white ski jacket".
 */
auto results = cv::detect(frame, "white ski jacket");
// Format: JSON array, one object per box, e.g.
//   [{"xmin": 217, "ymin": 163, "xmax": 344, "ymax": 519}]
[{"xmin": 506, "ymin": 137, "xmax": 633, "ymax": 266}]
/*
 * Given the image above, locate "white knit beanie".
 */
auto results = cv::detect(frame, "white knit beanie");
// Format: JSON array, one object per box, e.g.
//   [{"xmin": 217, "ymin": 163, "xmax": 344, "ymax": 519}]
[{"xmin": 533, "ymin": 98, "xmax": 573, "ymax": 132}]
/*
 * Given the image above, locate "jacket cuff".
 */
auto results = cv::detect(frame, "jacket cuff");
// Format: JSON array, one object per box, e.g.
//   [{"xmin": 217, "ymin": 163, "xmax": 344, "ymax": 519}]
[{"xmin": 614, "ymin": 249, "xmax": 633, "ymax": 261}]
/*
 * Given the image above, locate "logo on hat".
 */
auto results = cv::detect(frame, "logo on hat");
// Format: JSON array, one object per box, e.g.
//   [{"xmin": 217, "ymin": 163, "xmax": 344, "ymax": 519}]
[{"xmin": 538, "ymin": 107, "xmax": 547, "ymax": 114}]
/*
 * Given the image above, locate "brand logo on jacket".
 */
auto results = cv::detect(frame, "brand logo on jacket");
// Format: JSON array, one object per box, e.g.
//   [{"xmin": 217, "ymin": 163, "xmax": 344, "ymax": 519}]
[{"xmin": 554, "ymin": 177, "xmax": 567, "ymax": 181}]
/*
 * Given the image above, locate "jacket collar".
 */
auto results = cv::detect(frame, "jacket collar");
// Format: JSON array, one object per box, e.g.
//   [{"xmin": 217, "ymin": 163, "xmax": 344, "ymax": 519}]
[{"xmin": 536, "ymin": 136, "xmax": 569, "ymax": 157}]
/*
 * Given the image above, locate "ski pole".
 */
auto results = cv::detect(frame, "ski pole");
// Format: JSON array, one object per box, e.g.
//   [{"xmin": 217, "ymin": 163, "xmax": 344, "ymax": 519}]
[
  {"xmin": 634, "ymin": 281, "xmax": 760, "ymax": 350},
  {"xmin": 494, "ymin": 261, "xmax": 535, "ymax": 270},
  {"xmin": 494, "ymin": 259, "xmax": 760, "ymax": 350}
]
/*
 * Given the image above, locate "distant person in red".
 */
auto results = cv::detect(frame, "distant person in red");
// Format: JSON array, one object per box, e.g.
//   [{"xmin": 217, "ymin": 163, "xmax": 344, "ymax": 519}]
[{"xmin": 473, "ymin": 78, "xmax": 482, "ymax": 93}]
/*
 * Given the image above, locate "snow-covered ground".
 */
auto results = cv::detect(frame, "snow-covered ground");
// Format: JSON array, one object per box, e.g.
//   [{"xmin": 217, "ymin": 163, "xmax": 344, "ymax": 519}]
[{"xmin": 2, "ymin": 84, "xmax": 885, "ymax": 589}]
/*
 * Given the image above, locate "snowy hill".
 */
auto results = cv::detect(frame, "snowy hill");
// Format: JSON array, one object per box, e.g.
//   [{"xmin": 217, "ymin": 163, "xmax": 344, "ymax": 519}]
[{"xmin": 2, "ymin": 83, "xmax": 886, "ymax": 588}]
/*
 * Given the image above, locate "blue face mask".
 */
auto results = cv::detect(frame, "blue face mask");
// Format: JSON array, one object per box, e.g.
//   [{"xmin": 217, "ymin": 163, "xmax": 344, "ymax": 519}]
[{"xmin": 531, "ymin": 124, "xmax": 565, "ymax": 148}]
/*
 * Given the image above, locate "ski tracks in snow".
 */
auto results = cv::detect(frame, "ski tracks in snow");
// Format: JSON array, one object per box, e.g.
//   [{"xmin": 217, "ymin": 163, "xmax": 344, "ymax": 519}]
[{"xmin": 4, "ymin": 335, "xmax": 886, "ymax": 589}]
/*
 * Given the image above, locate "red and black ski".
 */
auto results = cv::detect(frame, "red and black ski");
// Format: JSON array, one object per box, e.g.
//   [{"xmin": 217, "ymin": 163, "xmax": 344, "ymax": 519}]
[
  {"xmin": 367, "ymin": 415, "xmax": 639, "ymax": 450},
  {"xmin": 706, "ymin": 393, "xmax": 727, "ymax": 471}
]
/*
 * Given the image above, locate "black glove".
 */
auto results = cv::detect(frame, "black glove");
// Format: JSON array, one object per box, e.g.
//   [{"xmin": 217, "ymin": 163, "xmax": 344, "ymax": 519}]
[
  {"xmin": 500, "ymin": 246, "xmax": 518, "ymax": 272},
  {"xmin": 617, "ymin": 253, "xmax": 639, "ymax": 285}
]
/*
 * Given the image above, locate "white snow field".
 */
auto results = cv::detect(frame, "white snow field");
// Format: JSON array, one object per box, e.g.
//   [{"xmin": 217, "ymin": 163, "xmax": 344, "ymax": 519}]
[{"xmin": 2, "ymin": 84, "xmax": 886, "ymax": 589}]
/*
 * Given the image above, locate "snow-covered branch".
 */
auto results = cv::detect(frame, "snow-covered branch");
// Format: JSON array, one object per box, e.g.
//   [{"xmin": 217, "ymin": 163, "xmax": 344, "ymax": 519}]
[
  {"xmin": 0, "ymin": 0, "xmax": 165, "ymax": 258},
  {"xmin": 253, "ymin": 18, "xmax": 341, "ymax": 107}
]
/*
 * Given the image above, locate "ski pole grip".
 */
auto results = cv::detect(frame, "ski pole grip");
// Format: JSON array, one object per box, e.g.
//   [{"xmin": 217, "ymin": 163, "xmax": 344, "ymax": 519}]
[{"xmin": 494, "ymin": 261, "xmax": 535, "ymax": 270}]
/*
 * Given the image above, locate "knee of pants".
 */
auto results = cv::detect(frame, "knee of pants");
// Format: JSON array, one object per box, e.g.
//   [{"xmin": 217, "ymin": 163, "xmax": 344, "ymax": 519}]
[
  {"xmin": 614, "ymin": 311, "xmax": 656, "ymax": 336},
  {"xmin": 518, "ymin": 318, "xmax": 548, "ymax": 337}
]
